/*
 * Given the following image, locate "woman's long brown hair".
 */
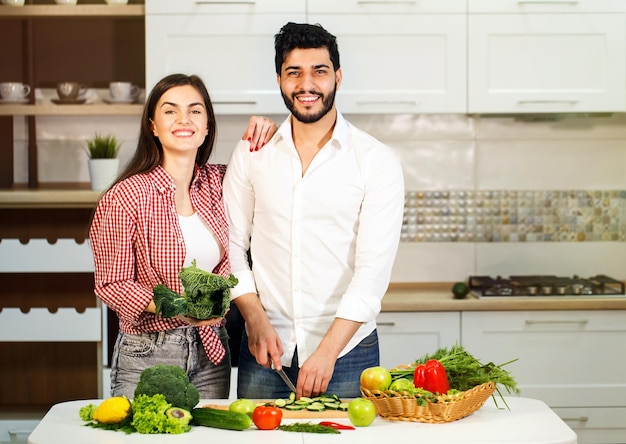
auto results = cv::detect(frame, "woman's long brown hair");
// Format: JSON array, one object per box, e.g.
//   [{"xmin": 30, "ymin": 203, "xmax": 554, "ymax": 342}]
[{"xmin": 114, "ymin": 73, "xmax": 218, "ymax": 184}]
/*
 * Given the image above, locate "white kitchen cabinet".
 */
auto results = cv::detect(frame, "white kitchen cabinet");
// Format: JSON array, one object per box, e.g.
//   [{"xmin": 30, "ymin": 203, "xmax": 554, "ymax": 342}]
[
  {"xmin": 146, "ymin": 0, "xmax": 465, "ymax": 115},
  {"xmin": 468, "ymin": 1, "xmax": 626, "ymax": 113},
  {"xmin": 306, "ymin": 14, "xmax": 466, "ymax": 114},
  {"xmin": 145, "ymin": 0, "xmax": 305, "ymax": 114},
  {"xmin": 376, "ymin": 312, "xmax": 460, "ymax": 369},
  {"xmin": 308, "ymin": 2, "xmax": 466, "ymax": 114},
  {"xmin": 461, "ymin": 310, "xmax": 626, "ymax": 444}
]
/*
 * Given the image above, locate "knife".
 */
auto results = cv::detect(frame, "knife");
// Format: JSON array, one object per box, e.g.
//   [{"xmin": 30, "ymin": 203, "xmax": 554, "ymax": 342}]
[{"xmin": 271, "ymin": 361, "xmax": 297, "ymax": 393}]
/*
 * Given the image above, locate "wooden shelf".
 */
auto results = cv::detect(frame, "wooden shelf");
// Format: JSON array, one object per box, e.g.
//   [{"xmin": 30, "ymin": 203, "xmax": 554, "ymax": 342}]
[
  {"xmin": 0, "ymin": 188, "xmax": 101, "ymax": 208},
  {"xmin": 0, "ymin": 4, "xmax": 144, "ymax": 18},
  {"xmin": 0, "ymin": 102, "xmax": 143, "ymax": 116}
]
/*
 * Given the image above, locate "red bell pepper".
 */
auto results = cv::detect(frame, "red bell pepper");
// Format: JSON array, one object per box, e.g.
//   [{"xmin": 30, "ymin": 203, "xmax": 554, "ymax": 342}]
[{"xmin": 413, "ymin": 359, "xmax": 450, "ymax": 394}]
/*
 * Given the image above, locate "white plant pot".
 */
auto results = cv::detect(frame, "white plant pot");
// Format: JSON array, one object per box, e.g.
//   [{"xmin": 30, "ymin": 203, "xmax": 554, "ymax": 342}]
[{"xmin": 88, "ymin": 158, "xmax": 119, "ymax": 191}]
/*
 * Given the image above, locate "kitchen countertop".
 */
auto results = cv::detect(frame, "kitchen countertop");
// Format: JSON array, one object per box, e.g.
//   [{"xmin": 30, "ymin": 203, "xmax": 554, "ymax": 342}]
[
  {"xmin": 28, "ymin": 397, "xmax": 577, "ymax": 444},
  {"xmin": 382, "ymin": 283, "xmax": 626, "ymax": 312}
]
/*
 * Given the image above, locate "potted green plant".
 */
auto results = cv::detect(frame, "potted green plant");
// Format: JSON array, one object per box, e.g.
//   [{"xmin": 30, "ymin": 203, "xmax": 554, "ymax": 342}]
[{"xmin": 86, "ymin": 133, "xmax": 121, "ymax": 190}]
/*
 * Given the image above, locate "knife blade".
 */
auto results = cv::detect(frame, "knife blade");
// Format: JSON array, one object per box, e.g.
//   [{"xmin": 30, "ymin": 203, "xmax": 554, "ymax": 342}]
[{"xmin": 272, "ymin": 361, "xmax": 297, "ymax": 393}]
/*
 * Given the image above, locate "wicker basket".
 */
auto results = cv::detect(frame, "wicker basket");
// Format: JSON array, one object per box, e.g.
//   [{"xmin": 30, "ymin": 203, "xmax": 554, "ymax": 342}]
[{"xmin": 361, "ymin": 381, "xmax": 496, "ymax": 424}]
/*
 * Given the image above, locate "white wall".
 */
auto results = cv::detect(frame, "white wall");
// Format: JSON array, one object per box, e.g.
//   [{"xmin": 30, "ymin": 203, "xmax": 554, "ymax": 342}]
[{"xmin": 13, "ymin": 112, "xmax": 626, "ymax": 283}]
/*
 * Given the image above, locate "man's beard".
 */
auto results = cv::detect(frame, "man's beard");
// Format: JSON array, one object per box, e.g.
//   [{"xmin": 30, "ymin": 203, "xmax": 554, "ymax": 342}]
[{"xmin": 281, "ymin": 84, "xmax": 337, "ymax": 124}]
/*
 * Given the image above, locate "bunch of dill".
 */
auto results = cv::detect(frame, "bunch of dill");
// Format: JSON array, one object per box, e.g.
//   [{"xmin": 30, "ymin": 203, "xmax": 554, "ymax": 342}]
[{"xmin": 416, "ymin": 343, "xmax": 519, "ymax": 395}]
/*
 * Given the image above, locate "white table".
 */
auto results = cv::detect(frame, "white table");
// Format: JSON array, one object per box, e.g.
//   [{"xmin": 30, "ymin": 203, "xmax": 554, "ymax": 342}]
[{"xmin": 28, "ymin": 397, "xmax": 577, "ymax": 444}]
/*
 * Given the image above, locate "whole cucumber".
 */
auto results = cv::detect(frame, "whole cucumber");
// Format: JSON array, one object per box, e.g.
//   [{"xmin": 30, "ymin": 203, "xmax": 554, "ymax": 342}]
[{"xmin": 191, "ymin": 407, "xmax": 252, "ymax": 431}]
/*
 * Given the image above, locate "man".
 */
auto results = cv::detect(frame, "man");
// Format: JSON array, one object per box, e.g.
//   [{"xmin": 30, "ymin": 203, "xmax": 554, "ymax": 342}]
[{"xmin": 223, "ymin": 22, "xmax": 405, "ymax": 399}]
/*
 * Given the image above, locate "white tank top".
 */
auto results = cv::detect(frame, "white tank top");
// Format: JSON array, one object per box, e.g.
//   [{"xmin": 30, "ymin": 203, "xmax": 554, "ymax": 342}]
[{"xmin": 178, "ymin": 212, "xmax": 223, "ymax": 272}]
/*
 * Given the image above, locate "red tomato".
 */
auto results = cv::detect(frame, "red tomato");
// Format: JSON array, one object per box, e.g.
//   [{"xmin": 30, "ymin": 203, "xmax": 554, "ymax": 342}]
[{"xmin": 252, "ymin": 405, "xmax": 283, "ymax": 430}]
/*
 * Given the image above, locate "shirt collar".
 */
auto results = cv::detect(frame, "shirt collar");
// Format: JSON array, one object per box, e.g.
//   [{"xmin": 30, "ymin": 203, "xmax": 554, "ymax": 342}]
[
  {"xmin": 276, "ymin": 110, "xmax": 351, "ymax": 151},
  {"xmin": 146, "ymin": 165, "xmax": 202, "ymax": 193},
  {"xmin": 147, "ymin": 165, "xmax": 174, "ymax": 192}
]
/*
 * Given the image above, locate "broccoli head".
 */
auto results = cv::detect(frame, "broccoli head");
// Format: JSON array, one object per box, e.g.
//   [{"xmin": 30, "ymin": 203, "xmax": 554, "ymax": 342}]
[{"xmin": 134, "ymin": 365, "xmax": 200, "ymax": 412}]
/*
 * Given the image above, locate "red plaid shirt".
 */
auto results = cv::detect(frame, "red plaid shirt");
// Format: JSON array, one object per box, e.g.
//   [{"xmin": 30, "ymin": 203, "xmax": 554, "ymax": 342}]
[{"xmin": 89, "ymin": 164, "xmax": 229, "ymax": 365}]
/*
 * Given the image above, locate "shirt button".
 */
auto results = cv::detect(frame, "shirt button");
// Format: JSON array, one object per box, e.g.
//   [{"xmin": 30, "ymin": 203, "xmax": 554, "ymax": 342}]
[{"xmin": 177, "ymin": 237, "xmax": 183, "ymax": 243}]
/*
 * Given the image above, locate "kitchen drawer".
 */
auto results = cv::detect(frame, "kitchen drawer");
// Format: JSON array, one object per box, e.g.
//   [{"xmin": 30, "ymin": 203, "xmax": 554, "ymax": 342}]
[
  {"xmin": 0, "ymin": 239, "xmax": 93, "ymax": 273},
  {"xmin": 0, "ymin": 308, "xmax": 102, "ymax": 342},
  {"xmin": 309, "ymin": 0, "xmax": 466, "ymax": 13},
  {"xmin": 468, "ymin": 0, "xmax": 626, "ymax": 13},
  {"xmin": 376, "ymin": 312, "xmax": 460, "ymax": 368},
  {"xmin": 552, "ymin": 407, "xmax": 626, "ymax": 444},
  {"xmin": 461, "ymin": 311, "xmax": 626, "ymax": 406},
  {"xmin": 146, "ymin": 0, "xmax": 305, "ymax": 14},
  {"xmin": 0, "ymin": 419, "xmax": 40, "ymax": 444}
]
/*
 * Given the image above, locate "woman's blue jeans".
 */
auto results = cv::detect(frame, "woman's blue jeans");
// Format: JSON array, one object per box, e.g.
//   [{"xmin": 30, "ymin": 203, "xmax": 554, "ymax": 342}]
[{"xmin": 110, "ymin": 325, "xmax": 231, "ymax": 400}]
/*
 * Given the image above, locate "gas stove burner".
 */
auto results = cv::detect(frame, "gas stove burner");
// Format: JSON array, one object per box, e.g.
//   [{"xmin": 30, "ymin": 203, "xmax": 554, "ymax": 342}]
[{"xmin": 469, "ymin": 274, "xmax": 625, "ymax": 298}]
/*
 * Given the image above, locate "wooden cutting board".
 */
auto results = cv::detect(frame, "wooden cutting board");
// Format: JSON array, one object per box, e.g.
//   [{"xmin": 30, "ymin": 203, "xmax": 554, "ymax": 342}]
[{"xmin": 202, "ymin": 402, "xmax": 349, "ymax": 419}]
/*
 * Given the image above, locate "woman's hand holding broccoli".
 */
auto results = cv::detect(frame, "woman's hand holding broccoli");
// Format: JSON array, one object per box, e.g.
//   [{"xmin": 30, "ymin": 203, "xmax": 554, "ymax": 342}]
[{"xmin": 173, "ymin": 313, "xmax": 228, "ymax": 327}]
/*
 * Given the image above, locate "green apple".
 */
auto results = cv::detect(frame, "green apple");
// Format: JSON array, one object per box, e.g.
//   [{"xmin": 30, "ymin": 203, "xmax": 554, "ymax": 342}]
[
  {"xmin": 229, "ymin": 398, "xmax": 257, "ymax": 417},
  {"xmin": 347, "ymin": 398, "xmax": 377, "ymax": 427}
]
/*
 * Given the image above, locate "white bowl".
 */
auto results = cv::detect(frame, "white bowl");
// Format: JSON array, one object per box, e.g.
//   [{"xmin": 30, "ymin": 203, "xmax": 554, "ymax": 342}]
[
  {"xmin": 105, "ymin": 0, "xmax": 128, "ymax": 4},
  {"xmin": 55, "ymin": 0, "xmax": 78, "ymax": 4},
  {"xmin": 1, "ymin": 0, "xmax": 26, "ymax": 6}
]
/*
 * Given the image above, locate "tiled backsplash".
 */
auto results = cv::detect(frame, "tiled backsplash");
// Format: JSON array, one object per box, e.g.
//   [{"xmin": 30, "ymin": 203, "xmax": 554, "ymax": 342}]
[{"xmin": 402, "ymin": 189, "xmax": 626, "ymax": 243}]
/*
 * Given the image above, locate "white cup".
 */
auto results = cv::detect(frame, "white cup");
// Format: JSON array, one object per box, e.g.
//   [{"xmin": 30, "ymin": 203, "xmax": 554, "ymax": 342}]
[
  {"xmin": 55, "ymin": 0, "xmax": 78, "ymax": 4},
  {"xmin": 1, "ymin": 0, "xmax": 26, "ymax": 6},
  {"xmin": 0, "ymin": 82, "xmax": 31, "ymax": 100},
  {"xmin": 109, "ymin": 82, "xmax": 139, "ymax": 101},
  {"xmin": 105, "ymin": 0, "xmax": 128, "ymax": 4}
]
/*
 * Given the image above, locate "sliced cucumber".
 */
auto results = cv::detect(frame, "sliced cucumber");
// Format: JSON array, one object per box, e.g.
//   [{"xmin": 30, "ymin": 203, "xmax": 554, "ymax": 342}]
[
  {"xmin": 274, "ymin": 398, "xmax": 287, "ymax": 408},
  {"xmin": 285, "ymin": 404, "xmax": 305, "ymax": 411},
  {"xmin": 338, "ymin": 402, "xmax": 350, "ymax": 411},
  {"xmin": 306, "ymin": 402, "xmax": 325, "ymax": 411}
]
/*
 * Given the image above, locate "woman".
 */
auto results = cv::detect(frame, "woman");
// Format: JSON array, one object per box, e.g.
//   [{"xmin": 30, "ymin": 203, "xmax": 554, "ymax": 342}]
[{"xmin": 89, "ymin": 73, "xmax": 276, "ymax": 399}]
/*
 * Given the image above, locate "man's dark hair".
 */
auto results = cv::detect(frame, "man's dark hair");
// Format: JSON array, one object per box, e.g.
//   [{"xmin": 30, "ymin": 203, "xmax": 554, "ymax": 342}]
[{"xmin": 274, "ymin": 22, "xmax": 340, "ymax": 75}]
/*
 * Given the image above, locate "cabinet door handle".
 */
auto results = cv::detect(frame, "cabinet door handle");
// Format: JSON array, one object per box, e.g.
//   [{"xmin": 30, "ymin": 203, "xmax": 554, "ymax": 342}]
[
  {"xmin": 9, "ymin": 430, "xmax": 34, "ymax": 438},
  {"xmin": 525, "ymin": 319, "xmax": 588, "ymax": 325},
  {"xmin": 516, "ymin": 1, "xmax": 578, "ymax": 4},
  {"xmin": 357, "ymin": 1, "xmax": 417, "ymax": 4},
  {"xmin": 377, "ymin": 322, "xmax": 396, "ymax": 326},
  {"xmin": 357, "ymin": 101, "xmax": 418, "ymax": 106},
  {"xmin": 212, "ymin": 101, "xmax": 258, "ymax": 105},
  {"xmin": 194, "ymin": 1, "xmax": 256, "ymax": 4},
  {"xmin": 517, "ymin": 100, "xmax": 579, "ymax": 105},
  {"xmin": 560, "ymin": 416, "xmax": 589, "ymax": 423}
]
